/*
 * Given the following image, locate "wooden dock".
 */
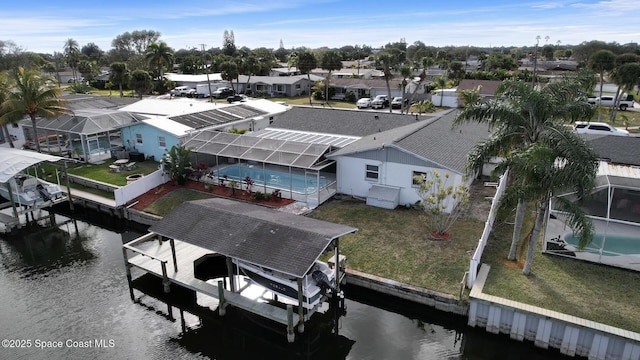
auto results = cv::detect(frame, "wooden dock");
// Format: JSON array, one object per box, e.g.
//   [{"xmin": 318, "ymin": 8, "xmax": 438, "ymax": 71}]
[{"xmin": 124, "ymin": 235, "xmax": 295, "ymax": 339}]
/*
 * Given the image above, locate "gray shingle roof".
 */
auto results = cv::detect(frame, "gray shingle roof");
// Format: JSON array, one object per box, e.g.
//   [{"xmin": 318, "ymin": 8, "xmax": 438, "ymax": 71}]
[
  {"xmin": 585, "ymin": 134, "xmax": 640, "ymax": 166},
  {"xmin": 328, "ymin": 110, "xmax": 491, "ymax": 174},
  {"xmin": 269, "ymin": 107, "xmax": 435, "ymax": 137},
  {"xmin": 148, "ymin": 198, "xmax": 358, "ymax": 278}
]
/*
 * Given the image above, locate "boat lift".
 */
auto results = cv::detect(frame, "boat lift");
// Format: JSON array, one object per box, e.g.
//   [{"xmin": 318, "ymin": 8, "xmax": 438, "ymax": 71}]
[{"xmin": 123, "ymin": 197, "xmax": 357, "ymax": 342}]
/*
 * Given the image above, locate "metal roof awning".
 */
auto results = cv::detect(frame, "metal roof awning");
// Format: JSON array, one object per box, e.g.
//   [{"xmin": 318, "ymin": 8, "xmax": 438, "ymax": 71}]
[
  {"xmin": 22, "ymin": 109, "xmax": 146, "ymax": 135},
  {"xmin": 148, "ymin": 198, "xmax": 358, "ymax": 278},
  {"xmin": 183, "ymin": 130, "xmax": 334, "ymax": 169},
  {"xmin": 0, "ymin": 148, "xmax": 66, "ymax": 183}
]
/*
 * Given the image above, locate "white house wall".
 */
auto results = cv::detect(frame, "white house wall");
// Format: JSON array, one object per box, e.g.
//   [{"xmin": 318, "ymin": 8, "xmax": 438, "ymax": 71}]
[{"xmin": 334, "ymin": 152, "xmax": 465, "ymax": 211}]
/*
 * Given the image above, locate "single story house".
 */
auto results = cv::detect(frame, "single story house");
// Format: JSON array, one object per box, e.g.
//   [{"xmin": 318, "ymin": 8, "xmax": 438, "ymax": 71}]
[
  {"xmin": 456, "ymin": 79, "xmax": 503, "ymax": 106},
  {"xmin": 118, "ymin": 99, "xmax": 289, "ymax": 161},
  {"xmin": 328, "ymin": 78, "xmax": 404, "ymax": 100},
  {"xmin": 232, "ymin": 75, "xmax": 324, "ymax": 97},
  {"xmin": 326, "ymin": 110, "xmax": 490, "ymax": 210}
]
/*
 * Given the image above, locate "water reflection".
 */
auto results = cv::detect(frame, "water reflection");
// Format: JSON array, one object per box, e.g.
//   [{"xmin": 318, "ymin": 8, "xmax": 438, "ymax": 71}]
[{"xmin": 0, "ymin": 206, "xmax": 581, "ymax": 360}]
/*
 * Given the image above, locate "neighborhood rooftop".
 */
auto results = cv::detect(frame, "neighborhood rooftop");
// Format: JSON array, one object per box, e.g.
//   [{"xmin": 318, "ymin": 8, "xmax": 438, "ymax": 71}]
[
  {"xmin": 328, "ymin": 110, "xmax": 491, "ymax": 174},
  {"xmin": 269, "ymin": 107, "xmax": 437, "ymax": 137}
]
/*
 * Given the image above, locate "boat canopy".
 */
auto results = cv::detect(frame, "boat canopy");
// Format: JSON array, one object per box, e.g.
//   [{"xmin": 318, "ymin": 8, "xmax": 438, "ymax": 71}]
[
  {"xmin": 149, "ymin": 197, "xmax": 358, "ymax": 278},
  {"xmin": 0, "ymin": 148, "xmax": 65, "ymax": 183}
]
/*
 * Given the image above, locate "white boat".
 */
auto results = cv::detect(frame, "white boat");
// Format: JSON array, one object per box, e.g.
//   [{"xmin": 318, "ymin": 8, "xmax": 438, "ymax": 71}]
[
  {"xmin": 0, "ymin": 174, "xmax": 66, "ymax": 208},
  {"xmin": 237, "ymin": 260, "xmax": 339, "ymax": 311}
]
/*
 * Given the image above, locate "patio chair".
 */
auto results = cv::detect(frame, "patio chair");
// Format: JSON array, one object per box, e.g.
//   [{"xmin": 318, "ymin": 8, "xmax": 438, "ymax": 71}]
[{"xmin": 125, "ymin": 162, "xmax": 137, "ymax": 171}]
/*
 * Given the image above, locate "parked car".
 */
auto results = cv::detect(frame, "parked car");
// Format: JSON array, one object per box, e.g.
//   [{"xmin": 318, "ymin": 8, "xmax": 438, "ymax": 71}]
[
  {"xmin": 573, "ymin": 121, "xmax": 630, "ymax": 136},
  {"xmin": 212, "ymin": 87, "xmax": 235, "ymax": 99},
  {"xmin": 391, "ymin": 97, "xmax": 409, "ymax": 109},
  {"xmin": 227, "ymin": 94, "xmax": 247, "ymax": 103},
  {"xmin": 371, "ymin": 95, "xmax": 389, "ymax": 109},
  {"xmin": 170, "ymin": 86, "xmax": 192, "ymax": 96},
  {"xmin": 356, "ymin": 98, "xmax": 372, "ymax": 109},
  {"xmin": 587, "ymin": 94, "xmax": 635, "ymax": 111}
]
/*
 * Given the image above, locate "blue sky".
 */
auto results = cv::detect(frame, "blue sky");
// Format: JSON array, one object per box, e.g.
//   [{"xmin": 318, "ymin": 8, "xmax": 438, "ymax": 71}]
[{"xmin": 1, "ymin": 0, "xmax": 639, "ymax": 54}]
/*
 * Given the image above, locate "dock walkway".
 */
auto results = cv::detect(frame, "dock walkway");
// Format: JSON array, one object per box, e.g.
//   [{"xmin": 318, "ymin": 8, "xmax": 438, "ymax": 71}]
[{"xmin": 125, "ymin": 238, "xmax": 290, "ymax": 326}]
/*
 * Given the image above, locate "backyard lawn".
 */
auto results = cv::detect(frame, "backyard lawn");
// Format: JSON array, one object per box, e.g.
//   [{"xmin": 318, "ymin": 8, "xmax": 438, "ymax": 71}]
[{"xmin": 66, "ymin": 160, "xmax": 160, "ymax": 186}]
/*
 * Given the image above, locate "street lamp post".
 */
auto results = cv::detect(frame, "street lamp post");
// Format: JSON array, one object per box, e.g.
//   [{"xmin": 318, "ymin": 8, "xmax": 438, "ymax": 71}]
[{"xmin": 532, "ymin": 35, "xmax": 541, "ymax": 86}]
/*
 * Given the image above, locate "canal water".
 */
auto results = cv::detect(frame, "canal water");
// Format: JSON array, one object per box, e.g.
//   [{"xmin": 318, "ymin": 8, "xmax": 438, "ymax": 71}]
[{"xmin": 0, "ymin": 208, "xmax": 579, "ymax": 360}]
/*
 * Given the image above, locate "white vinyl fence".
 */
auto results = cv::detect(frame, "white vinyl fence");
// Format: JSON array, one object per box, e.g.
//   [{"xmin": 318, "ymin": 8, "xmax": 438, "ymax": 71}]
[
  {"xmin": 467, "ymin": 170, "xmax": 508, "ymax": 288},
  {"xmin": 114, "ymin": 169, "xmax": 170, "ymax": 207}
]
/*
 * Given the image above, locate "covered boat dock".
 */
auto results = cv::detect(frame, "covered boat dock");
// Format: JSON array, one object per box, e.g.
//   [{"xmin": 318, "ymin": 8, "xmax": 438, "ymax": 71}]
[
  {"xmin": 0, "ymin": 148, "xmax": 73, "ymax": 231},
  {"xmin": 123, "ymin": 197, "xmax": 357, "ymax": 342}
]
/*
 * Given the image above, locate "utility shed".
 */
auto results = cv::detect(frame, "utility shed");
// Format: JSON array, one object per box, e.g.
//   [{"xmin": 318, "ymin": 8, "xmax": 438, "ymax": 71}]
[{"xmin": 148, "ymin": 197, "xmax": 357, "ymax": 278}]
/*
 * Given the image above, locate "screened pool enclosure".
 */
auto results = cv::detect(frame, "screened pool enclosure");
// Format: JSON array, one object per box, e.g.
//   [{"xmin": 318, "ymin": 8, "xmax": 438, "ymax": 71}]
[
  {"xmin": 183, "ymin": 129, "xmax": 358, "ymax": 207},
  {"xmin": 21, "ymin": 109, "xmax": 146, "ymax": 163},
  {"xmin": 544, "ymin": 162, "xmax": 640, "ymax": 271}
]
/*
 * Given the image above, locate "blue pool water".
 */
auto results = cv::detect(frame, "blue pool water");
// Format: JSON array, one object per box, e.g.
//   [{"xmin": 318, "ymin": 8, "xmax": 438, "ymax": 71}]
[
  {"xmin": 564, "ymin": 233, "xmax": 640, "ymax": 256},
  {"xmin": 217, "ymin": 165, "xmax": 328, "ymax": 195}
]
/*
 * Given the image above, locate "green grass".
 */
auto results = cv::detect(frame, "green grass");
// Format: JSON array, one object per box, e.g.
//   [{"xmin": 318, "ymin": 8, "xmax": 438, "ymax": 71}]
[
  {"xmin": 143, "ymin": 188, "xmax": 214, "ymax": 216},
  {"xmin": 593, "ymin": 107, "xmax": 640, "ymax": 128},
  {"xmin": 480, "ymin": 212, "xmax": 640, "ymax": 333},
  {"xmin": 308, "ymin": 198, "xmax": 484, "ymax": 296},
  {"xmin": 67, "ymin": 161, "xmax": 159, "ymax": 186},
  {"xmin": 268, "ymin": 96, "xmax": 356, "ymax": 109}
]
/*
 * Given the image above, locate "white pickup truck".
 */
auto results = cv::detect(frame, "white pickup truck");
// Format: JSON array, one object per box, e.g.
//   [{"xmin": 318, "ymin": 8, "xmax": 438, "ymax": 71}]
[{"xmin": 587, "ymin": 93, "xmax": 635, "ymax": 111}]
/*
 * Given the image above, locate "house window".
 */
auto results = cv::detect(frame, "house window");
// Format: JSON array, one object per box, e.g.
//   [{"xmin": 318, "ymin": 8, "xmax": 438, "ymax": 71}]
[
  {"xmin": 158, "ymin": 136, "xmax": 166, "ymax": 148},
  {"xmin": 412, "ymin": 171, "xmax": 427, "ymax": 186},
  {"xmin": 11, "ymin": 123, "xmax": 18, "ymax": 128},
  {"xmin": 295, "ymin": 84, "xmax": 301, "ymax": 90},
  {"xmin": 365, "ymin": 164, "xmax": 379, "ymax": 181},
  {"xmin": 136, "ymin": 134, "xmax": 143, "ymax": 144},
  {"xmin": 275, "ymin": 84, "xmax": 285, "ymax": 92}
]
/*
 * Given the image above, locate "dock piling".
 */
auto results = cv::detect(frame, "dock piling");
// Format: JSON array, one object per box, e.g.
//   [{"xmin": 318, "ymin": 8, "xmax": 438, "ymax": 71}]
[
  {"xmin": 287, "ymin": 305, "xmax": 295, "ymax": 343},
  {"xmin": 161, "ymin": 261, "xmax": 170, "ymax": 293},
  {"xmin": 122, "ymin": 247, "xmax": 135, "ymax": 301},
  {"xmin": 218, "ymin": 280, "xmax": 226, "ymax": 316}
]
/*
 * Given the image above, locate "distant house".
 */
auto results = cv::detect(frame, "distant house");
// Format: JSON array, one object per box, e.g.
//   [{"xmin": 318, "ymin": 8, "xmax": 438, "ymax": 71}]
[
  {"xmin": 164, "ymin": 73, "xmax": 224, "ymax": 89},
  {"xmin": 118, "ymin": 99, "xmax": 289, "ymax": 161},
  {"xmin": 235, "ymin": 75, "xmax": 323, "ymax": 97},
  {"xmin": 456, "ymin": 79, "xmax": 503, "ymax": 106},
  {"xmin": 328, "ymin": 78, "xmax": 404, "ymax": 100},
  {"xmin": 326, "ymin": 110, "xmax": 490, "ymax": 210}
]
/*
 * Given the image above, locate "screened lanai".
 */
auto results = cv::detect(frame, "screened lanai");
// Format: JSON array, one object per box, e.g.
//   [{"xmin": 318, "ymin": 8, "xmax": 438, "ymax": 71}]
[
  {"xmin": 183, "ymin": 128, "xmax": 359, "ymax": 207},
  {"xmin": 544, "ymin": 162, "xmax": 640, "ymax": 271},
  {"xmin": 21, "ymin": 109, "xmax": 147, "ymax": 163}
]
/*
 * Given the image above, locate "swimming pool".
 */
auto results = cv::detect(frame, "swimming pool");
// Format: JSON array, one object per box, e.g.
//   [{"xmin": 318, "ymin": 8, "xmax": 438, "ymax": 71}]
[
  {"xmin": 564, "ymin": 233, "xmax": 640, "ymax": 256},
  {"xmin": 217, "ymin": 165, "xmax": 328, "ymax": 195}
]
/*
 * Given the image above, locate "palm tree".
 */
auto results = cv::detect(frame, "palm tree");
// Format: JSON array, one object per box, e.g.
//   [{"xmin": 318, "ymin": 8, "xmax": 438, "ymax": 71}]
[
  {"xmin": 432, "ymin": 75, "xmax": 449, "ymax": 107},
  {"xmin": 588, "ymin": 50, "xmax": 616, "ymax": 102},
  {"xmin": 320, "ymin": 50, "xmax": 342, "ymax": 105},
  {"xmin": 145, "ymin": 41, "xmax": 174, "ymax": 79},
  {"xmin": 376, "ymin": 52, "xmax": 396, "ymax": 113},
  {"xmin": 609, "ymin": 62, "xmax": 640, "ymax": 122},
  {"xmin": 399, "ymin": 65, "xmax": 412, "ymax": 112},
  {"xmin": 109, "ymin": 62, "xmax": 129, "ymax": 97},
  {"xmin": 296, "ymin": 50, "xmax": 317, "ymax": 106},
  {"xmin": 0, "ymin": 72, "xmax": 15, "ymax": 148},
  {"xmin": 497, "ymin": 136, "xmax": 597, "ymax": 275},
  {"xmin": 454, "ymin": 78, "xmax": 596, "ymax": 264},
  {"xmin": 1, "ymin": 67, "xmax": 71, "ymax": 153},
  {"xmin": 63, "ymin": 38, "xmax": 80, "ymax": 82}
]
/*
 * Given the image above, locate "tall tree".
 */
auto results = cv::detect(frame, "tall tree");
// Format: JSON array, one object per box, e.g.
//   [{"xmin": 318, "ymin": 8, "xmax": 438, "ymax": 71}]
[
  {"xmin": 588, "ymin": 49, "xmax": 616, "ymax": 101},
  {"xmin": 0, "ymin": 72, "xmax": 15, "ymax": 148},
  {"xmin": 145, "ymin": 41, "xmax": 174, "ymax": 78},
  {"xmin": 63, "ymin": 38, "xmax": 80, "ymax": 81},
  {"xmin": 320, "ymin": 50, "xmax": 342, "ymax": 104},
  {"xmin": 376, "ymin": 51, "xmax": 397, "ymax": 113},
  {"xmin": 610, "ymin": 62, "xmax": 640, "ymax": 122},
  {"xmin": 109, "ymin": 62, "xmax": 129, "ymax": 97},
  {"xmin": 399, "ymin": 65, "xmax": 412, "ymax": 112},
  {"xmin": 432, "ymin": 75, "xmax": 450, "ymax": 107},
  {"xmin": 454, "ymin": 78, "xmax": 596, "ymax": 267},
  {"xmin": 296, "ymin": 50, "xmax": 317, "ymax": 105},
  {"xmin": 498, "ymin": 137, "xmax": 597, "ymax": 275},
  {"xmin": 128, "ymin": 69, "xmax": 153, "ymax": 99},
  {"xmin": 222, "ymin": 30, "xmax": 237, "ymax": 57},
  {"xmin": 1, "ymin": 67, "xmax": 71, "ymax": 153}
]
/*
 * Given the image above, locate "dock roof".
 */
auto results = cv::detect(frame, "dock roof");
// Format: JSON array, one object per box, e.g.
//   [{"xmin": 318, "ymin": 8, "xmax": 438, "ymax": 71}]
[{"xmin": 148, "ymin": 198, "xmax": 357, "ymax": 278}]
